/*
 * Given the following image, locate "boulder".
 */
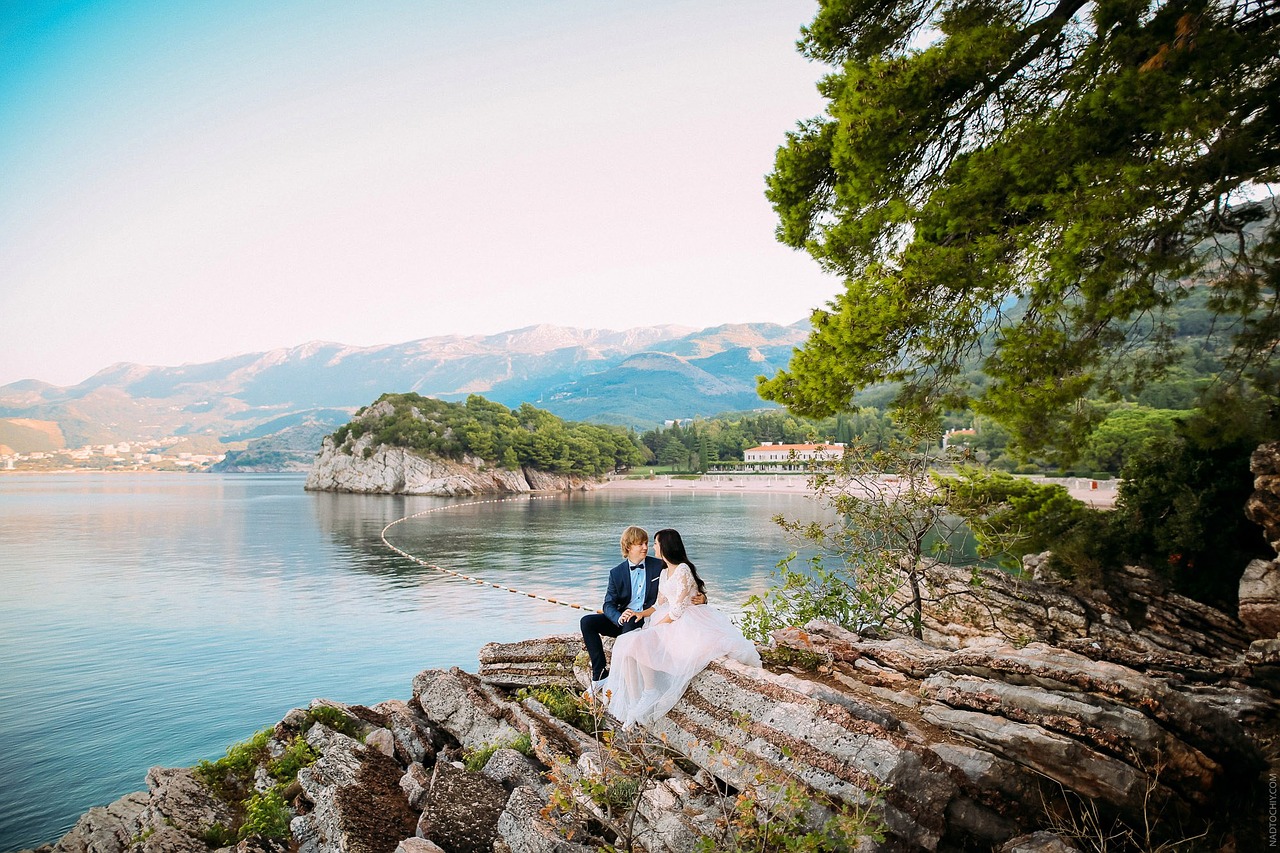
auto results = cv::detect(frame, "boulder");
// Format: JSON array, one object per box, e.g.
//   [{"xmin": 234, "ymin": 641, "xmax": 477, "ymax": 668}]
[
  {"xmin": 370, "ymin": 700, "xmax": 438, "ymax": 766},
  {"xmin": 1000, "ymin": 832, "xmax": 1082, "ymax": 853},
  {"xmin": 393, "ymin": 839, "xmax": 444, "ymax": 853},
  {"xmin": 295, "ymin": 730, "xmax": 417, "ymax": 853},
  {"xmin": 497, "ymin": 786, "xmax": 595, "ymax": 853},
  {"xmin": 48, "ymin": 793, "xmax": 149, "ymax": 853},
  {"xmin": 399, "ymin": 762, "xmax": 431, "ymax": 810},
  {"xmin": 479, "ymin": 636, "xmax": 581, "ymax": 688},
  {"xmin": 1240, "ymin": 558, "xmax": 1280, "ymax": 639},
  {"xmin": 767, "ymin": 621, "xmax": 1265, "ymax": 846},
  {"xmin": 141, "ymin": 767, "xmax": 237, "ymax": 842},
  {"xmin": 412, "ymin": 668, "xmax": 524, "ymax": 751},
  {"xmin": 480, "ymin": 748, "xmax": 546, "ymax": 794},
  {"xmin": 415, "ymin": 761, "xmax": 508, "ymax": 853},
  {"xmin": 906, "ymin": 559, "xmax": 1251, "ymax": 675},
  {"xmin": 1246, "ymin": 440, "xmax": 1280, "ymax": 553}
]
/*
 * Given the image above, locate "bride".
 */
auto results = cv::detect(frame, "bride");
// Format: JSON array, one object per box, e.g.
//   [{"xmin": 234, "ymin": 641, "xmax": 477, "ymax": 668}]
[{"xmin": 603, "ymin": 528, "xmax": 761, "ymax": 729}]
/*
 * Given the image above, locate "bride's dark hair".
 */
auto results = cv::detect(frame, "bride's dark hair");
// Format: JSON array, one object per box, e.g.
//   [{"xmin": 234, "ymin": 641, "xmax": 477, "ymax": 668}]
[{"xmin": 654, "ymin": 528, "xmax": 706, "ymax": 595}]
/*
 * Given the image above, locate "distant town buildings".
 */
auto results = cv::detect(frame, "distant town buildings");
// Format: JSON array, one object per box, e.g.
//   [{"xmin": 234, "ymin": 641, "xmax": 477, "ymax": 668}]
[{"xmin": 0, "ymin": 438, "xmax": 225, "ymax": 473}]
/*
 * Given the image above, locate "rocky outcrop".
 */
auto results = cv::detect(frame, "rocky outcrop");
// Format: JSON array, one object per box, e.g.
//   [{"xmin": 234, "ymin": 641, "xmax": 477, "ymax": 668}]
[
  {"xmin": 1247, "ymin": 441, "xmax": 1280, "ymax": 553},
  {"xmin": 906, "ymin": 559, "xmax": 1253, "ymax": 677},
  {"xmin": 304, "ymin": 435, "xmax": 592, "ymax": 496},
  {"xmin": 29, "ymin": 552, "xmax": 1280, "ymax": 853},
  {"xmin": 1242, "ymin": 440, "xmax": 1280, "ymax": 640},
  {"xmin": 477, "ymin": 634, "xmax": 581, "ymax": 688}
]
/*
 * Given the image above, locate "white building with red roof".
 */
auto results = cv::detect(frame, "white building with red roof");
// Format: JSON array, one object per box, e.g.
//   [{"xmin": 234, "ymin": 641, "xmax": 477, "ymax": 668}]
[{"xmin": 742, "ymin": 442, "xmax": 845, "ymax": 464}]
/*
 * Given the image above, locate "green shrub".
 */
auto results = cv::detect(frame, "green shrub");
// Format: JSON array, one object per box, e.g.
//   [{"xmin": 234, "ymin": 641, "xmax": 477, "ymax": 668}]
[
  {"xmin": 306, "ymin": 705, "xmax": 362, "ymax": 740},
  {"xmin": 238, "ymin": 788, "xmax": 291, "ymax": 841},
  {"xmin": 740, "ymin": 554, "xmax": 859, "ymax": 644},
  {"xmin": 194, "ymin": 728, "xmax": 272, "ymax": 794},
  {"xmin": 515, "ymin": 686, "xmax": 597, "ymax": 734},
  {"xmin": 199, "ymin": 823, "xmax": 236, "ymax": 848},
  {"xmin": 463, "ymin": 733, "xmax": 534, "ymax": 772},
  {"xmin": 1108, "ymin": 395, "xmax": 1277, "ymax": 606},
  {"xmin": 267, "ymin": 735, "xmax": 318, "ymax": 783},
  {"xmin": 937, "ymin": 468, "xmax": 1103, "ymax": 570}
]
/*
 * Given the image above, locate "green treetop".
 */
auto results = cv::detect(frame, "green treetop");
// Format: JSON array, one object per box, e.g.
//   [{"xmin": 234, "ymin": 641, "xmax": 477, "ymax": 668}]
[
  {"xmin": 328, "ymin": 393, "xmax": 644, "ymax": 477},
  {"xmin": 761, "ymin": 0, "xmax": 1279, "ymax": 455}
]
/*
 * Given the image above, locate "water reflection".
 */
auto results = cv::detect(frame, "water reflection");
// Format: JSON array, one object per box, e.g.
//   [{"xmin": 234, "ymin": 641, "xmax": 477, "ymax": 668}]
[
  {"xmin": 0, "ymin": 476, "xmax": 834, "ymax": 852},
  {"xmin": 311, "ymin": 489, "xmax": 839, "ymax": 611}
]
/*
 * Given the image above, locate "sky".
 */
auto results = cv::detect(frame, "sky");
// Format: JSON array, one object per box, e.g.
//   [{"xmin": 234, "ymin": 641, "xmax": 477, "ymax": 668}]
[{"xmin": 0, "ymin": 0, "xmax": 838, "ymax": 388}]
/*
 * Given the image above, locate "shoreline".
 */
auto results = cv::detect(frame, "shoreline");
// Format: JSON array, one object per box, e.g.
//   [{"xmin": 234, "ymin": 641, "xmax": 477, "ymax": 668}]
[
  {"xmin": 597, "ymin": 474, "xmax": 816, "ymax": 496},
  {"xmin": 598, "ymin": 472, "xmax": 1118, "ymax": 508}
]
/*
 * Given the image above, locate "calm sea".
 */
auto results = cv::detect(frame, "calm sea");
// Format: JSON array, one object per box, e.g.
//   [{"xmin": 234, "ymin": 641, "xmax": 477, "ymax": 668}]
[{"xmin": 0, "ymin": 473, "xmax": 832, "ymax": 851}]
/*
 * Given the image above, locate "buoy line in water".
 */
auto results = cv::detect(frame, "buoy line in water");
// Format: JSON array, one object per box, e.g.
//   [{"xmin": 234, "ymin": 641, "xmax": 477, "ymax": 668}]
[{"xmin": 380, "ymin": 492, "xmax": 602, "ymax": 613}]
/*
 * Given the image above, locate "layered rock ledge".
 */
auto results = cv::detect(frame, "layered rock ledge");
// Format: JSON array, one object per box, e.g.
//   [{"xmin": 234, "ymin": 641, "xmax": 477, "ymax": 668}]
[{"xmin": 30, "ymin": 603, "xmax": 1277, "ymax": 853}]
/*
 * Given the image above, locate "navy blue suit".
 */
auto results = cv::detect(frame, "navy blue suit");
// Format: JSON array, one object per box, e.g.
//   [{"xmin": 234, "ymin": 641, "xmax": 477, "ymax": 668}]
[{"xmin": 580, "ymin": 555, "xmax": 663, "ymax": 681}]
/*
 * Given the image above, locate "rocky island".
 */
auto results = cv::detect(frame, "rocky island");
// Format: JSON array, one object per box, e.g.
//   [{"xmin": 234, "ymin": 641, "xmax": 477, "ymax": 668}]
[{"xmin": 304, "ymin": 394, "xmax": 643, "ymax": 497}]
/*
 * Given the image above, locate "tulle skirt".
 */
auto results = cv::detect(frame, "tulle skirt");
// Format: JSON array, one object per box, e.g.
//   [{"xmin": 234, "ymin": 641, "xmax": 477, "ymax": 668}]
[{"xmin": 604, "ymin": 604, "xmax": 761, "ymax": 729}]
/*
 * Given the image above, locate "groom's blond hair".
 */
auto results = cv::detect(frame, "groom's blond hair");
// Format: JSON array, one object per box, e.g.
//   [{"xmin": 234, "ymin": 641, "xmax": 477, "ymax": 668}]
[{"xmin": 619, "ymin": 526, "xmax": 649, "ymax": 555}]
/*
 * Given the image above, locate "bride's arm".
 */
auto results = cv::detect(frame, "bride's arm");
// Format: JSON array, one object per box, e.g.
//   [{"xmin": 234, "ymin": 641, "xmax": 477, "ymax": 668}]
[{"xmin": 654, "ymin": 565, "xmax": 693, "ymax": 624}]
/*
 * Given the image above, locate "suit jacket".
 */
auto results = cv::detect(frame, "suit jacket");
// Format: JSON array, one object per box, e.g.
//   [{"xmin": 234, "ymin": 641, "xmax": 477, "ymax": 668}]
[{"xmin": 602, "ymin": 555, "xmax": 663, "ymax": 630}]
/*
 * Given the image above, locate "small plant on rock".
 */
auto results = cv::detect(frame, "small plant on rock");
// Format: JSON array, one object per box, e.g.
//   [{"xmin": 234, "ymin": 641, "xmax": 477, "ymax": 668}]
[
  {"xmin": 238, "ymin": 787, "xmax": 291, "ymax": 841},
  {"xmin": 516, "ymin": 685, "xmax": 598, "ymax": 734},
  {"xmin": 305, "ymin": 704, "xmax": 363, "ymax": 739},
  {"xmin": 541, "ymin": 701, "xmax": 679, "ymax": 852},
  {"xmin": 194, "ymin": 728, "xmax": 272, "ymax": 798},
  {"xmin": 198, "ymin": 823, "xmax": 235, "ymax": 848},
  {"xmin": 463, "ymin": 733, "xmax": 534, "ymax": 772},
  {"xmin": 267, "ymin": 734, "xmax": 319, "ymax": 783},
  {"xmin": 697, "ymin": 772, "xmax": 887, "ymax": 853}
]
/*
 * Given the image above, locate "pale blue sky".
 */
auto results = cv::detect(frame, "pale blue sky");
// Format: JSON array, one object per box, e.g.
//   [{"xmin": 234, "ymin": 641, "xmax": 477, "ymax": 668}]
[{"xmin": 0, "ymin": 0, "xmax": 834, "ymax": 387}]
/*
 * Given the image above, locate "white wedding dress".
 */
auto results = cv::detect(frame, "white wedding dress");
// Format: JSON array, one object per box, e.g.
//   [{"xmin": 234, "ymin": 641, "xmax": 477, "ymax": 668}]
[{"xmin": 604, "ymin": 562, "xmax": 761, "ymax": 729}]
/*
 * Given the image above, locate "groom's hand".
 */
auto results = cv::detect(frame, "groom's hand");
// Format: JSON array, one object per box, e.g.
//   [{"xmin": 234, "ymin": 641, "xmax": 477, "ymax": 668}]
[
  {"xmin": 620, "ymin": 609, "xmax": 638, "ymax": 623},
  {"xmin": 692, "ymin": 592, "xmax": 707, "ymax": 606}
]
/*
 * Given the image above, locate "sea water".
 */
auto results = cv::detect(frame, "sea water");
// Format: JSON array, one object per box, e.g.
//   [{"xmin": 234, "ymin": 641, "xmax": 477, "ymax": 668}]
[{"xmin": 0, "ymin": 474, "xmax": 832, "ymax": 851}]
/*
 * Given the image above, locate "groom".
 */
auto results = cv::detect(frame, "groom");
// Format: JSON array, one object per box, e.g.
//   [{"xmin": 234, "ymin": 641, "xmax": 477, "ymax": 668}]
[{"xmin": 579, "ymin": 525, "xmax": 703, "ymax": 696}]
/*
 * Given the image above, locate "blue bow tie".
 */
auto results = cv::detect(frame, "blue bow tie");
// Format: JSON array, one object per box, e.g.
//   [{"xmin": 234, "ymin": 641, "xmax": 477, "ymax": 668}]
[{"xmin": 630, "ymin": 564, "xmax": 644, "ymax": 570}]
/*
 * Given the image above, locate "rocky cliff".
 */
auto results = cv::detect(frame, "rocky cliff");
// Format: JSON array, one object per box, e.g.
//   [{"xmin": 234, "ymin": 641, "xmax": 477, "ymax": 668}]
[{"xmin": 304, "ymin": 435, "xmax": 592, "ymax": 497}]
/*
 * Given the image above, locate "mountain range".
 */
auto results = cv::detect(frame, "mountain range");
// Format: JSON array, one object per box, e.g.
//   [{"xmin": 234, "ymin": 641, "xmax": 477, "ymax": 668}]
[{"xmin": 0, "ymin": 321, "xmax": 811, "ymax": 456}]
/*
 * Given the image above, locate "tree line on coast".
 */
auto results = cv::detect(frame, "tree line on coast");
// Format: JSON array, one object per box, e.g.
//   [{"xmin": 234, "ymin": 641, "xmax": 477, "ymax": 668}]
[{"xmin": 641, "ymin": 288, "xmax": 1272, "ymax": 480}]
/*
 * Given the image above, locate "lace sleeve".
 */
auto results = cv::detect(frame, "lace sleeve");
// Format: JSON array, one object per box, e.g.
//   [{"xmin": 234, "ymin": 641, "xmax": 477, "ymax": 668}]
[{"xmin": 666, "ymin": 564, "xmax": 695, "ymax": 621}]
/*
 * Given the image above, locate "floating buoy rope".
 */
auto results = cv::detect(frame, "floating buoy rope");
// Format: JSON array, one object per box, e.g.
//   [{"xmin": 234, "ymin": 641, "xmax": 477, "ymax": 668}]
[{"xmin": 380, "ymin": 492, "xmax": 601, "ymax": 613}]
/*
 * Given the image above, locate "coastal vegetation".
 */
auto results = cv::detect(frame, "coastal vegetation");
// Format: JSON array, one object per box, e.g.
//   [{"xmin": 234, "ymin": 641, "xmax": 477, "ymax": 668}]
[
  {"xmin": 726, "ymin": 0, "xmax": 1280, "ymax": 631},
  {"xmin": 327, "ymin": 392, "xmax": 645, "ymax": 477},
  {"xmin": 759, "ymin": 0, "xmax": 1278, "ymax": 462},
  {"xmin": 642, "ymin": 286, "xmax": 1273, "ymax": 479},
  {"xmin": 191, "ymin": 706, "xmax": 350, "ymax": 842}
]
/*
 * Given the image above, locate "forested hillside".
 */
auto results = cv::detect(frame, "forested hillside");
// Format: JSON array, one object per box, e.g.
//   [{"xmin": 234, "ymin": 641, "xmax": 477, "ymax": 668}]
[{"xmin": 327, "ymin": 393, "xmax": 645, "ymax": 478}]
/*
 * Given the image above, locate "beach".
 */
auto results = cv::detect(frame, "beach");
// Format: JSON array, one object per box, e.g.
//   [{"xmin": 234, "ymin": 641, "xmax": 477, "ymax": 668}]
[{"xmin": 598, "ymin": 472, "xmax": 1118, "ymax": 509}]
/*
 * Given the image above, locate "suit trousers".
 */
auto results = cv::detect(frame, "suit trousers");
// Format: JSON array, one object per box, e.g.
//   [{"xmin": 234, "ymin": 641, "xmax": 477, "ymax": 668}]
[{"xmin": 580, "ymin": 612, "xmax": 639, "ymax": 681}]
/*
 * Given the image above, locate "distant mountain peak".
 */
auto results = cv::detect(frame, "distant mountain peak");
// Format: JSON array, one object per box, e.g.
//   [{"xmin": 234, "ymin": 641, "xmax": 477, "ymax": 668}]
[{"xmin": 0, "ymin": 319, "xmax": 809, "ymax": 446}]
